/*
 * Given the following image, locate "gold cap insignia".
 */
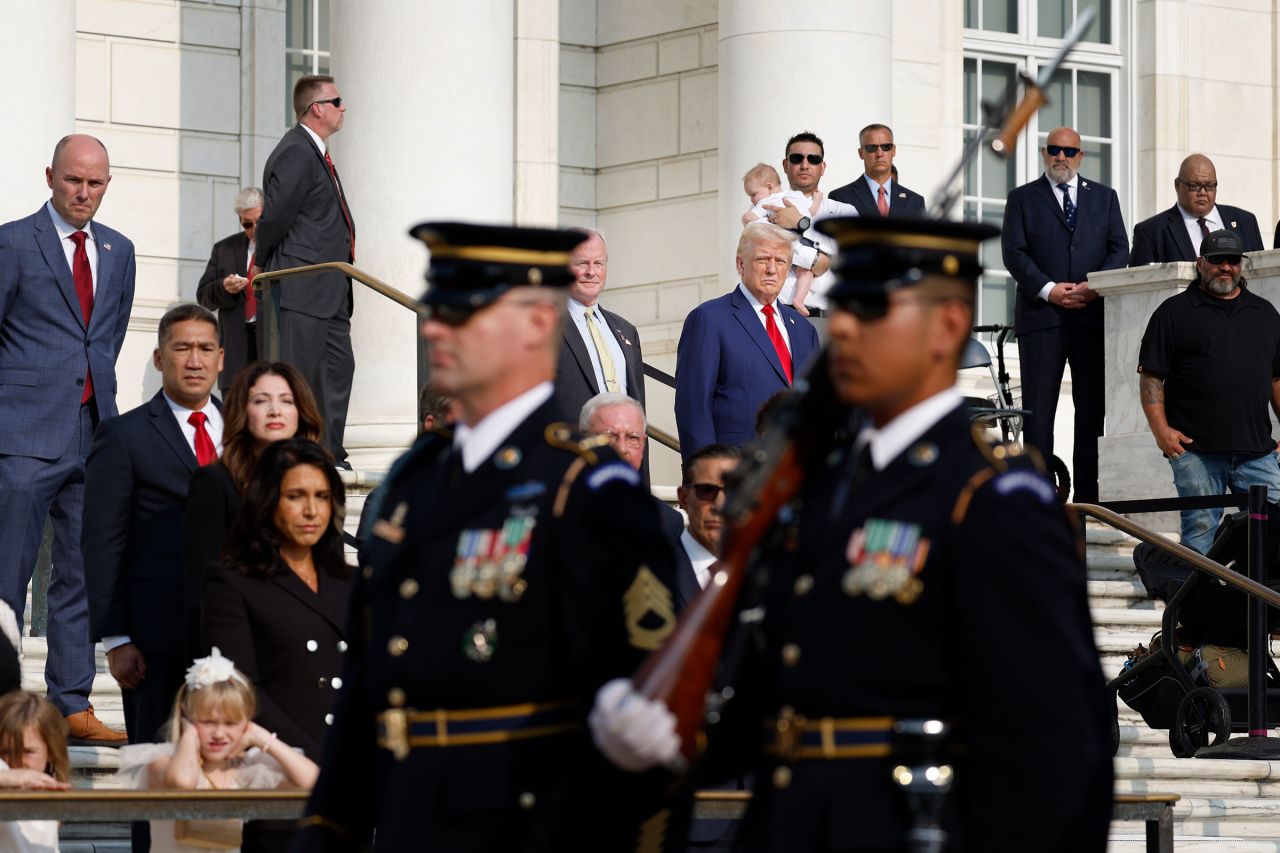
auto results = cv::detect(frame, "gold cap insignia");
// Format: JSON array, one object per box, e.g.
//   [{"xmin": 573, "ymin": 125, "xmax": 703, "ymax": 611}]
[
  {"xmin": 941, "ymin": 255, "xmax": 959, "ymax": 276},
  {"xmin": 495, "ymin": 447, "xmax": 522, "ymax": 469},
  {"xmin": 623, "ymin": 566, "xmax": 676, "ymax": 650}
]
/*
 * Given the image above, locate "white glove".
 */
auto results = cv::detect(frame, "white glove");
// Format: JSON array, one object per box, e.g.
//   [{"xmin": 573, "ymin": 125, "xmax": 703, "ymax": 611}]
[{"xmin": 588, "ymin": 678, "xmax": 681, "ymax": 772}]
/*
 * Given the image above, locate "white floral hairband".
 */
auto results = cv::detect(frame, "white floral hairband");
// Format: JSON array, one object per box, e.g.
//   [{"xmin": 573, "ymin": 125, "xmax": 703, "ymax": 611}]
[{"xmin": 185, "ymin": 647, "xmax": 247, "ymax": 691}]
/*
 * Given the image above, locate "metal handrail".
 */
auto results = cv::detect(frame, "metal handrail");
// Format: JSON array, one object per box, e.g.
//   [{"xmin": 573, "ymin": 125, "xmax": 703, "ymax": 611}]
[
  {"xmin": 251, "ymin": 262, "xmax": 681, "ymax": 454},
  {"xmin": 0, "ymin": 790, "xmax": 307, "ymax": 822},
  {"xmin": 1069, "ymin": 502, "xmax": 1280, "ymax": 609}
]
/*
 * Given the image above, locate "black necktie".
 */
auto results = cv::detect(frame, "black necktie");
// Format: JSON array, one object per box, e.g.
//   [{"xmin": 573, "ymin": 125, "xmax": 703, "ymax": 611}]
[{"xmin": 1058, "ymin": 183, "xmax": 1077, "ymax": 231}]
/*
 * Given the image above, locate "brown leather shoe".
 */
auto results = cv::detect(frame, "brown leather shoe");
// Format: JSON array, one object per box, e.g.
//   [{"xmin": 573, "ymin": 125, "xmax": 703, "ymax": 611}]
[{"xmin": 65, "ymin": 705, "xmax": 127, "ymax": 747}]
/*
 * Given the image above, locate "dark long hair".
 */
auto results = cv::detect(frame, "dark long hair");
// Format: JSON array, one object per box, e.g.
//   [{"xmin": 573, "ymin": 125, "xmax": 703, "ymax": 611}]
[
  {"xmin": 220, "ymin": 362, "xmax": 324, "ymax": 493},
  {"xmin": 221, "ymin": 438, "xmax": 350, "ymax": 580}
]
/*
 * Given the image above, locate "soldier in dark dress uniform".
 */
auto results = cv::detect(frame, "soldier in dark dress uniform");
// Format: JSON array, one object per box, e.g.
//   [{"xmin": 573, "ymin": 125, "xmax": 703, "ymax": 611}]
[
  {"xmin": 591, "ymin": 217, "xmax": 1114, "ymax": 852},
  {"xmin": 292, "ymin": 223, "xmax": 682, "ymax": 853}
]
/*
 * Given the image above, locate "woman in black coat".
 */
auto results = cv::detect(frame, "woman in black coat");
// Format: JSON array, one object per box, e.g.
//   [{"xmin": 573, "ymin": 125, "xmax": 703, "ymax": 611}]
[
  {"xmin": 181, "ymin": 362, "xmax": 323, "ymax": 659},
  {"xmin": 201, "ymin": 438, "xmax": 352, "ymax": 759}
]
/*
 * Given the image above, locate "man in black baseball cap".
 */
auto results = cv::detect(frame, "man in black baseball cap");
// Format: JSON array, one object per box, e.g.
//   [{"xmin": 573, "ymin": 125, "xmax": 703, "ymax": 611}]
[
  {"xmin": 1139, "ymin": 227, "xmax": 1280, "ymax": 554},
  {"xmin": 297, "ymin": 221, "xmax": 683, "ymax": 852}
]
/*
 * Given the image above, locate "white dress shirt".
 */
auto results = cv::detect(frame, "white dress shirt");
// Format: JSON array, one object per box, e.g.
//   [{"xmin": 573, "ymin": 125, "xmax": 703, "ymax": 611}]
[
  {"xmin": 45, "ymin": 200, "xmax": 99, "ymax": 295},
  {"xmin": 680, "ymin": 529, "xmax": 716, "ymax": 590},
  {"xmin": 855, "ymin": 387, "xmax": 964, "ymax": 472},
  {"xmin": 1179, "ymin": 204, "xmax": 1224, "ymax": 258},
  {"xmin": 453, "ymin": 382, "xmax": 554, "ymax": 473},
  {"xmin": 863, "ymin": 174, "xmax": 896, "ymax": 210},
  {"xmin": 103, "ymin": 392, "xmax": 224, "ymax": 654},
  {"xmin": 566, "ymin": 298, "xmax": 628, "ymax": 396},
  {"xmin": 736, "ymin": 282, "xmax": 791, "ymax": 354},
  {"xmin": 301, "ymin": 122, "xmax": 327, "ymax": 155},
  {"xmin": 1037, "ymin": 173, "xmax": 1081, "ymax": 302},
  {"xmin": 781, "ymin": 194, "xmax": 858, "ymax": 310}
]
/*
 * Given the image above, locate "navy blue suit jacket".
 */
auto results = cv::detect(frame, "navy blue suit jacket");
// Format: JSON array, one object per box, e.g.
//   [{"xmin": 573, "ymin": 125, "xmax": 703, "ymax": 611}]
[
  {"xmin": 829, "ymin": 177, "xmax": 926, "ymax": 218},
  {"xmin": 674, "ymin": 287, "xmax": 819, "ymax": 459},
  {"xmin": 1129, "ymin": 204, "xmax": 1264, "ymax": 266},
  {"xmin": 1001, "ymin": 176, "xmax": 1128, "ymax": 335},
  {"xmin": 0, "ymin": 206, "xmax": 135, "ymax": 457},
  {"xmin": 83, "ymin": 391, "xmax": 221, "ymax": 656}
]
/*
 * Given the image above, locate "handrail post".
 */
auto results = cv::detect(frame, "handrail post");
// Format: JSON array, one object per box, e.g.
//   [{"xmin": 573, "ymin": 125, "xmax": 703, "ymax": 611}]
[
  {"xmin": 256, "ymin": 279, "xmax": 280, "ymax": 363},
  {"xmin": 1249, "ymin": 484, "xmax": 1269, "ymax": 736}
]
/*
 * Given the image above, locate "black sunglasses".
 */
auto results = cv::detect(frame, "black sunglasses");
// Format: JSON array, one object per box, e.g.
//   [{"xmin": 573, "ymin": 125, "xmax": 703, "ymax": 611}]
[
  {"xmin": 310, "ymin": 97, "xmax": 343, "ymax": 109},
  {"xmin": 689, "ymin": 482, "xmax": 725, "ymax": 502},
  {"xmin": 862, "ymin": 143, "xmax": 895, "ymax": 153},
  {"xmin": 787, "ymin": 153, "xmax": 824, "ymax": 166},
  {"xmin": 240, "ymin": 220, "xmax": 257, "ymax": 229},
  {"xmin": 1205, "ymin": 254, "xmax": 1243, "ymax": 266},
  {"xmin": 1045, "ymin": 144, "xmax": 1080, "ymax": 158}
]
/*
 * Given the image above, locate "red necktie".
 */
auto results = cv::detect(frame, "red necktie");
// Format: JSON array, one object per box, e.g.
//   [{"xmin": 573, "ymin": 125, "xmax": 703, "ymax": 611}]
[
  {"xmin": 324, "ymin": 151, "xmax": 356, "ymax": 261},
  {"xmin": 244, "ymin": 249, "xmax": 257, "ymax": 322},
  {"xmin": 877, "ymin": 185, "xmax": 890, "ymax": 217},
  {"xmin": 188, "ymin": 411, "xmax": 217, "ymax": 466},
  {"xmin": 761, "ymin": 304, "xmax": 793, "ymax": 384},
  {"xmin": 68, "ymin": 232, "xmax": 95, "ymax": 403}
]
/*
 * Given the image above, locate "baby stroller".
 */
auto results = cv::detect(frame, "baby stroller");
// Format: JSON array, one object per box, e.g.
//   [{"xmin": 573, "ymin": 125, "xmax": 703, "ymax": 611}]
[
  {"xmin": 961, "ymin": 324, "xmax": 1071, "ymax": 500},
  {"xmin": 1111, "ymin": 506, "xmax": 1280, "ymax": 757}
]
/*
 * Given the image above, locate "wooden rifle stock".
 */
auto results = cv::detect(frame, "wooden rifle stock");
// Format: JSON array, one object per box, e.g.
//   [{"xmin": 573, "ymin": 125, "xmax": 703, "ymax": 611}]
[
  {"xmin": 632, "ymin": 352, "xmax": 837, "ymax": 762},
  {"xmin": 632, "ymin": 447, "xmax": 805, "ymax": 761}
]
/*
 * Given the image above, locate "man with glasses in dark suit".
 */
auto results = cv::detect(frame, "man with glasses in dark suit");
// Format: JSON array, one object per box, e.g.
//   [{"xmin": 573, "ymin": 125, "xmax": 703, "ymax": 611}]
[
  {"xmin": 1002, "ymin": 125, "xmax": 1128, "ymax": 503},
  {"xmin": 829, "ymin": 123, "xmax": 926, "ymax": 218},
  {"xmin": 197, "ymin": 186, "xmax": 262, "ymax": 392},
  {"xmin": 1129, "ymin": 153, "xmax": 1264, "ymax": 264},
  {"xmin": 253, "ymin": 75, "xmax": 356, "ymax": 466}
]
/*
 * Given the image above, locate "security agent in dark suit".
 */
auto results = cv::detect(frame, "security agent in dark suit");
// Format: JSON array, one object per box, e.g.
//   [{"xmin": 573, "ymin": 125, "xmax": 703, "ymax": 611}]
[
  {"xmin": 828, "ymin": 123, "xmax": 927, "ymax": 218},
  {"xmin": 592, "ymin": 216, "xmax": 1113, "ymax": 852},
  {"xmin": 253, "ymin": 75, "xmax": 356, "ymax": 464},
  {"xmin": 1130, "ymin": 154, "xmax": 1265, "ymax": 265},
  {"xmin": 294, "ymin": 223, "xmax": 683, "ymax": 853},
  {"xmin": 197, "ymin": 186, "xmax": 263, "ymax": 390},
  {"xmin": 1001, "ymin": 126, "xmax": 1128, "ymax": 503},
  {"xmin": 83, "ymin": 303, "xmax": 223, "ymax": 853}
]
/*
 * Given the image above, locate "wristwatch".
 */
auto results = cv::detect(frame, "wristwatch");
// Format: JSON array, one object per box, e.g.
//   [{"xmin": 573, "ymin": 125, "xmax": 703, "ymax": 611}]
[{"xmin": 794, "ymin": 216, "xmax": 811, "ymax": 233}]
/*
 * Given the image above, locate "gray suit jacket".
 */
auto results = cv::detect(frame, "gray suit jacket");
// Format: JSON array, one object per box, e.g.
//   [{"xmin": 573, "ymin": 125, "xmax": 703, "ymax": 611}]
[
  {"xmin": 256, "ymin": 124, "xmax": 356, "ymax": 320},
  {"xmin": 0, "ymin": 205, "xmax": 135, "ymax": 457}
]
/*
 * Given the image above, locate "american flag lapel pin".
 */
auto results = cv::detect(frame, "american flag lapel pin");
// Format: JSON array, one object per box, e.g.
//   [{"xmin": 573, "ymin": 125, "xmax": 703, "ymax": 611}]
[
  {"xmin": 1232, "ymin": 221, "xmax": 1239, "ymax": 229},
  {"xmin": 616, "ymin": 329, "xmax": 633, "ymax": 346},
  {"xmin": 1081, "ymin": 181, "xmax": 1089, "ymax": 189},
  {"xmin": 898, "ymin": 192, "xmax": 906, "ymax": 199},
  {"xmin": 103, "ymin": 243, "xmax": 112, "ymax": 251}
]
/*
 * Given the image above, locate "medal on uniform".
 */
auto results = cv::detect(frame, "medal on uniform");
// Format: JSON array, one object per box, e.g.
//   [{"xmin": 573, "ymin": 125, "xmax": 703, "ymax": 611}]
[
  {"xmin": 451, "ymin": 530, "xmax": 482, "ymax": 599},
  {"xmin": 496, "ymin": 514, "xmax": 535, "ymax": 602},
  {"xmin": 450, "ymin": 515, "xmax": 538, "ymax": 601},
  {"xmin": 842, "ymin": 518, "xmax": 930, "ymax": 604},
  {"xmin": 463, "ymin": 619, "xmax": 499, "ymax": 662},
  {"xmin": 473, "ymin": 530, "xmax": 500, "ymax": 599}
]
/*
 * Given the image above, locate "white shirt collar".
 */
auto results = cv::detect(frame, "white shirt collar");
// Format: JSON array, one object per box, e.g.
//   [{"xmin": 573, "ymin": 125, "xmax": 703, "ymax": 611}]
[
  {"xmin": 1043, "ymin": 172, "xmax": 1079, "ymax": 190},
  {"xmin": 45, "ymin": 200, "xmax": 93, "ymax": 242},
  {"xmin": 300, "ymin": 123, "xmax": 327, "ymax": 155},
  {"xmin": 162, "ymin": 391, "xmax": 224, "ymax": 454},
  {"xmin": 737, "ymin": 281, "xmax": 776, "ymax": 311},
  {"xmin": 680, "ymin": 529, "xmax": 717, "ymax": 589},
  {"xmin": 857, "ymin": 387, "xmax": 964, "ymax": 471},
  {"xmin": 863, "ymin": 174, "xmax": 893, "ymax": 195},
  {"xmin": 452, "ymin": 382, "xmax": 554, "ymax": 473},
  {"xmin": 567, "ymin": 297, "xmax": 601, "ymax": 321},
  {"xmin": 1178, "ymin": 204, "xmax": 1221, "ymax": 227}
]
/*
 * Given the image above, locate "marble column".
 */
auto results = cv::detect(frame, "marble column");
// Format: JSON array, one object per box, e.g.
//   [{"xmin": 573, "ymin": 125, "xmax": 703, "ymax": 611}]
[
  {"xmin": 1, "ymin": 0, "xmax": 75, "ymax": 224},
  {"xmin": 717, "ymin": 0, "xmax": 892, "ymax": 286},
  {"xmin": 330, "ymin": 0, "xmax": 516, "ymax": 470}
]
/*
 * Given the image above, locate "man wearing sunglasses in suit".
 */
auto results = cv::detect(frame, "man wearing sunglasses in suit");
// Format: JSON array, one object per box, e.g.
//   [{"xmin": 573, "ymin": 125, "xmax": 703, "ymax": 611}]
[
  {"xmin": 1129, "ymin": 153, "xmax": 1264, "ymax": 265},
  {"xmin": 253, "ymin": 75, "xmax": 356, "ymax": 466},
  {"xmin": 829, "ymin": 124, "xmax": 927, "ymax": 218},
  {"xmin": 1002, "ymin": 125, "xmax": 1129, "ymax": 503}
]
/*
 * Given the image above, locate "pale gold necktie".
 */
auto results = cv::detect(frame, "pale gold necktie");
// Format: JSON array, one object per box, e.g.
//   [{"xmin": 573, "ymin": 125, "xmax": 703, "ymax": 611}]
[{"xmin": 584, "ymin": 308, "xmax": 620, "ymax": 393}]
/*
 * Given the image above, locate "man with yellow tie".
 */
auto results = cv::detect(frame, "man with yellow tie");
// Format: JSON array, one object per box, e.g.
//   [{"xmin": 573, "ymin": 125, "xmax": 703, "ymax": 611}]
[{"xmin": 553, "ymin": 227, "xmax": 646, "ymax": 430}]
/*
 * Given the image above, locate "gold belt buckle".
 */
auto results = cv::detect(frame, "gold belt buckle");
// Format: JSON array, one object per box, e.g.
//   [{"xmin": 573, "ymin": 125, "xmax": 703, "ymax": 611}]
[
  {"xmin": 773, "ymin": 706, "xmax": 806, "ymax": 762},
  {"xmin": 383, "ymin": 707, "xmax": 411, "ymax": 761}
]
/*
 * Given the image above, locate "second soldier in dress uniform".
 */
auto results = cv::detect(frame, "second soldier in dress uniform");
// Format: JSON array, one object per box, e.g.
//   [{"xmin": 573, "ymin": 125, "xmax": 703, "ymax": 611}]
[
  {"xmin": 293, "ymin": 223, "xmax": 683, "ymax": 852},
  {"xmin": 591, "ymin": 217, "xmax": 1114, "ymax": 852}
]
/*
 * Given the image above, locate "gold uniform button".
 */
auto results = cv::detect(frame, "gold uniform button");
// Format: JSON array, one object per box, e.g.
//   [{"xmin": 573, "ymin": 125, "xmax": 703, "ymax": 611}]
[
  {"xmin": 362, "ymin": 566, "xmax": 374, "ymax": 580},
  {"xmin": 387, "ymin": 688, "xmax": 406, "ymax": 707},
  {"xmin": 317, "ymin": 677, "xmax": 328, "ymax": 688},
  {"xmin": 781, "ymin": 643, "xmax": 801, "ymax": 667},
  {"xmin": 518, "ymin": 792, "xmax": 537, "ymax": 810},
  {"xmin": 388, "ymin": 636, "xmax": 409, "ymax": 657},
  {"xmin": 772, "ymin": 766, "xmax": 792, "ymax": 789},
  {"xmin": 793, "ymin": 575, "xmax": 814, "ymax": 596},
  {"xmin": 400, "ymin": 578, "xmax": 420, "ymax": 599}
]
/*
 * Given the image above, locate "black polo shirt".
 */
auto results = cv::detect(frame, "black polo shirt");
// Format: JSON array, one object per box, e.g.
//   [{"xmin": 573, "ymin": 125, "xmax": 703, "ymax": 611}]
[{"xmin": 1138, "ymin": 280, "xmax": 1280, "ymax": 454}]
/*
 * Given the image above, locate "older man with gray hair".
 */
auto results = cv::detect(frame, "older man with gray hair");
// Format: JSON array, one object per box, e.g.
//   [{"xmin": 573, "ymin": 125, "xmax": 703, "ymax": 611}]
[
  {"xmin": 674, "ymin": 221, "xmax": 820, "ymax": 458},
  {"xmin": 197, "ymin": 186, "xmax": 264, "ymax": 390}
]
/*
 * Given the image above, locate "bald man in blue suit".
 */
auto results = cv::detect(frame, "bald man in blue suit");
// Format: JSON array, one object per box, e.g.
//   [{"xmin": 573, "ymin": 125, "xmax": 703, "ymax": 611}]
[{"xmin": 676, "ymin": 223, "xmax": 819, "ymax": 459}]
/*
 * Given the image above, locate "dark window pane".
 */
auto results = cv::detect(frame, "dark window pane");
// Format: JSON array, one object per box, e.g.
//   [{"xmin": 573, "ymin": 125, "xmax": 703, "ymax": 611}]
[
  {"xmin": 286, "ymin": 0, "xmax": 314, "ymax": 50},
  {"xmin": 1077, "ymin": 70, "xmax": 1111, "ymax": 137},
  {"xmin": 1040, "ymin": 67, "xmax": 1072, "ymax": 132},
  {"xmin": 980, "ymin": 274, "xmax": 1016, "ymax": 328},
  {"xmin": 1081, "ymin": 140, "xmax": 1111, "ymax": 186},
  {"xmin": 964, "ymin": 58, "xmax": 978, "ymax": 125},
  {"xmin": 965, "ymin": 0, "xmax": 979, "ymax": 29},
  {"xmin": 980, "ymin": 60, "xmax": 1017, "ymax": 109},
  {"xmin": 983, "ymin": 0, "xmax": 1018, "ymax": 33},
  {"xmin": 318, "ymin": 0, "xmax": 330, "ymax": 51},
  {"xmin": 286, "ymin": 53, "xmax": 310, "ymax": 125},
  {"xmin": 1082, "ymin": 0, "xmax": 1112, "ymax": 43},
  {"xmin": 1038, "ymin": 0, "xmax": 1068, "ymax": 39},
  {"xmin": 963, "ymin": 129, "xmax": 979, "ymax": 197},
  {"xmin": 981, "ymin": 136, "xmax": 1015, "ymax": 200}
]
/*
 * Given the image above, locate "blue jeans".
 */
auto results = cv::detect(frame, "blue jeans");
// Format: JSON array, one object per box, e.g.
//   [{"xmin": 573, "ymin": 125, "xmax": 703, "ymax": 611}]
[{"xmin": 1169, "ymin": 449, "xmax": 1280, "ymax": 554}]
